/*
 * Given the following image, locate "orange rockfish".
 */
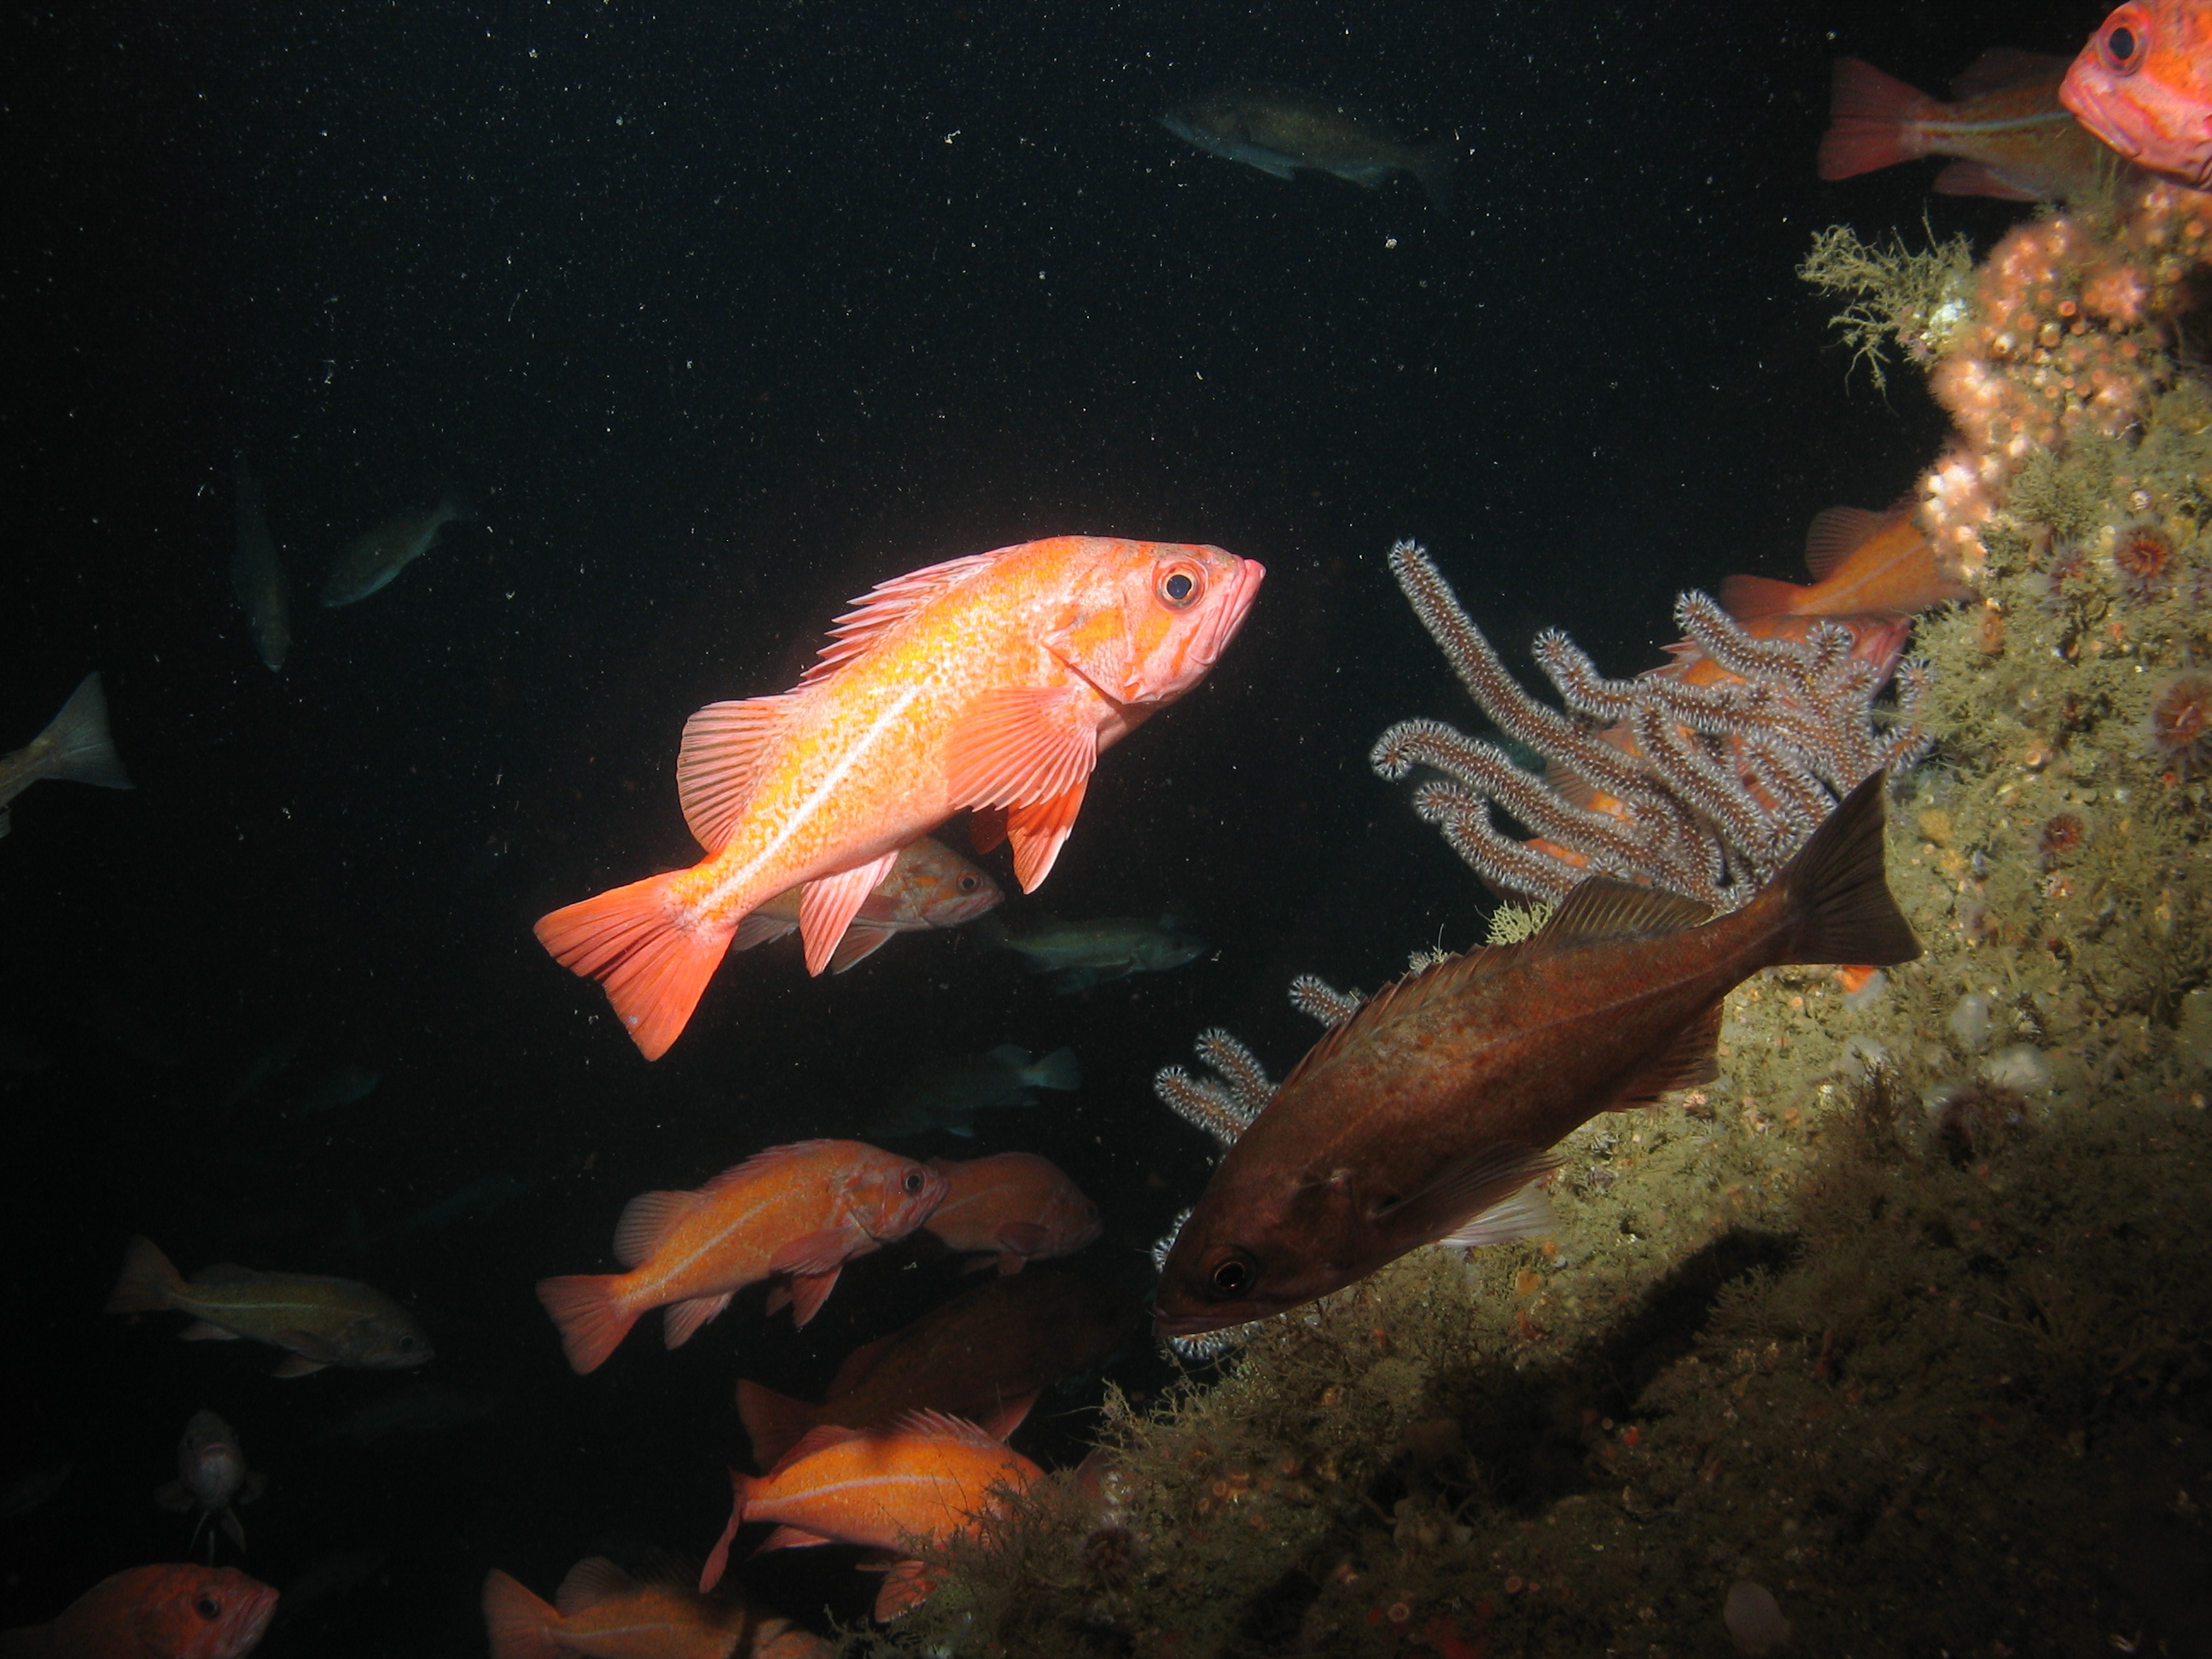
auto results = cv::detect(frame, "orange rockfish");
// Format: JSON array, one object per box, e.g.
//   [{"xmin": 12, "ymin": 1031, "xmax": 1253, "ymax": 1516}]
[
  {"xmin": 727, "ymin": 835, "xmax": 1002, "ymax": 974},
  {"xmin": 701, "ymin": 1412, "xmax": 1039, "ymax": 1621},
  {"xmin": 481, "ymin": 1557, "xmax": 830, "ymax": 1659},
  {"xmin": 2062, "ymin": 1, "xmax": 2212, "ymax": 187},
  {"xmin": 0, "ymin": 1564, "xmax": 278, "ymax": 1659},
  {"xmin": 535, "ymin": 1140, "xmax": 947, "ymax": 1375},
  {"xmin": 537, "ymin": 536, "xmax": 1263, "ymax": 1059},
  {"xmin": 1719, "ymin": 504, "xmax": 1978, "ymax": 626},
  {"xmin": 1819, "ymin": 49, "xmax": 2124, "ymax": 201},
  {"xmin": 1154, "ymin": 773, "xmax": 1918, "ymax": 1339},
  {"xmin": 923, "ymin": 1152, "xmax": 1102, "ymax": 1275}
]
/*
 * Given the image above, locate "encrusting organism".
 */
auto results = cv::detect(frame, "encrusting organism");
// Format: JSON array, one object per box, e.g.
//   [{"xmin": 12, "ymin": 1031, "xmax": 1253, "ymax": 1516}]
[{"xmin": 2142, "ymin": 670, "xmax": 2212, "ymax": 781}]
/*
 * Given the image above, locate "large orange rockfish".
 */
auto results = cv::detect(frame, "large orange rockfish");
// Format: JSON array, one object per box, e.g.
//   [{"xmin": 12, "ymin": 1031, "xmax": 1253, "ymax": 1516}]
[
  {"xmin": 0, "ymin": 1564, "xmax": 277, "ymax": 1659},
  {"xmin": 2062, "ymin": 1, "xmax": 2212, "ymax": 188},
  {"xmin": 1154, "ymin": 771, "xmax": 1919, "ymax": 1340},
  {"xmin": 537, "ymin": 537, "xmax": 1264, "ymax": 1059}
]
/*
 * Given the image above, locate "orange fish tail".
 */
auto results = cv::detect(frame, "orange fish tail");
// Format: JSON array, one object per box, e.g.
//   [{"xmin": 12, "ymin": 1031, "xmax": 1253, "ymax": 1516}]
[
  {"xmin": 534, "ymin": 1274, "xmax": 638, "ymax": 1375},
  {"xmin": 736, "ymin": 1378, "xmax": 820, "ymax": 1471},
  {"xmin": 1716, "ymin": 573, "xmax": 1813, "ymax": 625},
  {"xmin": 480, "ymin": 1569, "xmax": 562, "ymax": 1659},
  {"xmin": 534, "ymin": 870, "xmax": 733, "ymax": 1060},
  {"xmin": 1768, "ymin": 771, "xmax": 1921, "ymax": 969},
  {"xmin": 1819, "ymin": 57, "xmax": 1932, "ymax": 179},
  {"xmin": 104, "ymin": 1235, "xmax": 183, "ymax": 1314}
]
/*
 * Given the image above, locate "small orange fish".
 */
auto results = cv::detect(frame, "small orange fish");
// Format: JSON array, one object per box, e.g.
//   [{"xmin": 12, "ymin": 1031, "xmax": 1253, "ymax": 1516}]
[
  {"xmin": 2063, "ymin": 1, "xmax": 2212, "ymax": 187},
  {"xmin": 923, "ymin": 1152, "xmax": 1103, "ymax": 1275},
  {"xmin": 1720, "ymin": 504, "xmax": 1978, "ymax": 626},
  {"xmin": 0, "ymin": 1564, "xmax": 278, "ymax": 1659},
  {"xmin": 726, "ymin": 835, "xmax": 1002, "ymax": 974},
  {"xmin": 535, "ymin": 1140, "xmax": 948, "ymax": 1374},
  {"xmin": 537, "ymin": 536, "xmax": 1263, "ymax": 1059},
  {"xmin": 481, "ymin": 1557, "xmax": 830, "ymax": 1659},
  {"xmin": 701, "ymin": 1411, "xmax": 1040, "ymax": 1621},
  {"xmin": 1819, "ymin": 49, "xmax": 2124, "ymax": 201}
]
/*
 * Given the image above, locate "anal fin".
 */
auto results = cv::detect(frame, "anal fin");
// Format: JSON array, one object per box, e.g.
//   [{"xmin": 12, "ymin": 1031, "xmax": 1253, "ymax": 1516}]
[{"xmin": 800, "ymin": 851, "xmax": 899, "ymax": 976}]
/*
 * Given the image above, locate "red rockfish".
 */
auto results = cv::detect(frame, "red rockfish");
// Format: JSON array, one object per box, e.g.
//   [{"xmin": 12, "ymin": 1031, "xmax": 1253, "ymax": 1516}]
[
  {"xmin": 537, "ymin": 536, "xmax": 1263, "ymax": 1059},
  {"xmin": 1719, "ymin": 504, "xmax": 1977, "ymax": 626},
  {"xmin": 0, "ymin": 1564, "xmax": 278, "ymax": 1659},
  {"xmin": 536, "ymin": 1140, "xmax": 947, "ymax": 1374},
  {"xmin": 923, "ymin": 1152, "xmax": 1103, "ymax": 1274},
  {"xmin": 728, "ymin": 835, "xmax": 1003, "ymax": 974},
  {"xmin": 1819, "ymin": 49, "xmax": 2123, "ymax": 201},
  {"xmin": 481, "ymin": 1557, "xmax": 830, "ymax": 1659},
  {"xmin": 2062, "ymin": 1, "xmax": 2212, "ymax": 187},
  {"xmin": 1154, "ymin": 772, "xmax": 1918, "ymax": 1339}
]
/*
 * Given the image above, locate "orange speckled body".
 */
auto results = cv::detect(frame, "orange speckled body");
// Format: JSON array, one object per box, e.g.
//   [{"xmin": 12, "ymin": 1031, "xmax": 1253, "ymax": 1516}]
[
  {"xmin": 923, "ymin": 1152, "xmax": 1103, "ymax": 1273},
  {"xmin": 1, "ymin": 1565, "xmax": 278, "ymax": 1659},
  {"xmin": 2063, "ymin": 1, "xmax": 2212, "ymax": 187},
  {"xmin": 1720, "ymin": 504, "xmax": 1976, "ymax": 628}
]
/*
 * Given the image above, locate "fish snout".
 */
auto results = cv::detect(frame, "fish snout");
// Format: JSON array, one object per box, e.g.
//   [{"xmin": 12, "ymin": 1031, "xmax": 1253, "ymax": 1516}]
[{"xmin": 1194, "ymin": 556, "xmax": 1266, "ymax": 671}]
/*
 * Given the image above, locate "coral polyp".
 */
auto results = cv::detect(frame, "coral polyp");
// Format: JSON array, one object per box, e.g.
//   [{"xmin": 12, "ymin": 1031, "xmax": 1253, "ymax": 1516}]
[
  {"xmin": 2109, "ymin": 517, "xmax": 2175, "ymax": 603},
  {"xmin": 2142, "ymin": 671, "xmax": 2212, "ymax": 781},
  {"xmin": 2036, "ymin": 809, "xmax": 2087, "ymax": 867}
]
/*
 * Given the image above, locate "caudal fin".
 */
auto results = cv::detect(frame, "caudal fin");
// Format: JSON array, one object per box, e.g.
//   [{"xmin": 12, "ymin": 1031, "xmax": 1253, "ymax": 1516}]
[
  {"xmin": 534, "ymin": 1274, "xmax": 639, "ymax": 1375},
  {"xmin": 1717, "ymin": 573, "xmax": 1813, "ymax": 624},
  {"xmin": 105, "ymin": 1235, "xmax": 184, "ymax": 1314},
  {"xmin": 1773, "ymin": 771, "xmax": 1921, "ymax": 969},
  {"xmin": 534, "ymin": 871, "xmax": 732, "ymax": 1060},
  {"xmin": 1818, "ymin": 58, "xmax": 1931, "ymax": 180},
  {"xmin": 736, "ymin": 1378, "xmax": 820, "ymax": 1471},
  {"xmin": 38, "ymin": 673, "xmax": 132, "ymax": 791},
  {"xmin": 480, "ymin": 1569, "xmax": 562, "ymax": 1659},
  {"xmin": 1028, "ymin": 1046, "xmax": 1082, "ymax": 1092}
]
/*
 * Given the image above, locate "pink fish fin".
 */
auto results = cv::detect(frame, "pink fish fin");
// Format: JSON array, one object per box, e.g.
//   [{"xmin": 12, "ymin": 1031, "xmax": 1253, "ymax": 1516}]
[
  {"xmin": 1375, "ymin": 1143, "xmax": 1563, "ymax": 1254},
  {"xmin": 883, "ymin": 1407, "xmax": 1004, "ymax": 1449},
  {"xmin": 271, "ymin": 1353, "xmax": 328, "ymax": 1379},
  {"xmin": 699, "ymin": 1470, "xmax": 755, "ymax": 1592},
  {"xmin": 534, "ymin": 870, "xmax": 732, "ymax": 1062},
  {"xmin": 767, "ymin": 1227, "xmax": 854, "ymax": 1280},
  {"xmin": 1005, "ymin": 779, "xmax": 1091, "ymax": 893},
  {"xmin": 1818, "ymin": 58, "xmax": 1932, "ymax": 179},
  {"xmin": 828, "ymin": 921, "xmax": 899, "ymax": 974},
  {"xmin": 1947, "ymin": 46, "xmax": 2070, "ymax": 100},
  {"xmin": 761, "ymin": 1525, "xmax": 838, "ymax": 1553},
  {"xmin": 1802, "ymin": 504, "xmax": 1887, "ymax": 580},
  {"xmin": 696, "ymin": 1139, "xmax": 848, "ymax": 1196},
  {"xmin": 826, "ymin": 1331, "xmax": 899, "ymax": 1400},
  {"xmin": 1933, "ymin": 160, "xmax": 2040, "ymax": 201},
  {"xmin": 772, "ymin": 1422, "xmax": 869, "ymax": 1475},
  {"xmin": 554, "ymin": 1557, "xmax": 637, "ymax": 1616},
  {"xmin": 155, "ymin": 1480, "xmax": 194, "ymax": 1511},
  {"xmin": 180, "ymin": 1320, "xmax": 242, "ymax": 1342},
  {"xmin": 1717, "ymin": 573, "xmax": 1814, "ymax": 625},
  {"xmin": 219, "ymin": 1508, "xmax": 247, "ymax": 1551},
  {"xmin": 1436, "ymin": 1173, "xmax": 1559, "ymax": 1251},
  {"xmin": 663, "ymin": 1290, "xmax": 734, "ymax": 1349},
  {"xmin": 535, "ymin": 1273, "xmax": 640, "ymax": 1375},
  {"xmin": 1542, "ymin": 760, "xmax": 1603, "ymax": 812},
  {"xmin": 780, "ymin": 1267, "xmax": 844, "ymax": 1329},
  {"xmin": 873, "ymin": 1559, "xmax": 936, "ymax": 1622},
  {"xmin": 105, "ymin": 1236, "xmax": 184, "ymax": 1314},
  {"xmin": 799, "ymin": 851, "xmax": 899, "ymax": 977},
  {"xmin": 729, "ymin": 911, "xmax": 795, "ymax": 954},
  {"xmin": 1537, "ymin": 876, "xmax": 1710, "ymax": 946},
  {"xmin": 481, "ymin": 1569, "xmax": 563, "ymax": 1659},
  {"xmin": 763, "ymin": 1284, "xmax": 790, "ymax": 1317},
  {"xmin": 996, "ymin": 1221, "xmax": 1051, "ymax": 1257},
  {"xmin": 969, "ymin": 805, "xmax": 1008, "ymax": 854},
  {"xmin": 612, "ymin": 1189, "xmax": 697, "ymax": 1269},
  {"xmin": 945, "ymin": 687, "xmax": 1098, "ymax": 812},
  {"xmin": 736, "ymin": 1378, "xmax": 821, "ymax": 1470},
  {"xmin": 800, "ymin": 552, "xmax": 1003, "ymax": 684},
  {"xmin": 1608, "ymin": 1002, "xmax": 1726, "ymax": 1109},
  {"xmin": 677, "ymin": 695, "xmax": 792, "ymax": 853},
  {"xmin": 984, "ymin": 1391, "xmax": 1040, "ymax": 1441}
]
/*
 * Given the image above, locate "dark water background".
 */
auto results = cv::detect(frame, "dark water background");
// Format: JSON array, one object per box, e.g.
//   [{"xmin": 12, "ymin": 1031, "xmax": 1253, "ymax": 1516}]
[{"xmin": 3, "ymin": 0, "xmax": 2098, "ymax": 1649}]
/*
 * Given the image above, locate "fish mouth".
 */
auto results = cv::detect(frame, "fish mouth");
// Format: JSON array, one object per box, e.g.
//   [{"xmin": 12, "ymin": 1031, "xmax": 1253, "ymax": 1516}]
[{"xmin": 1192, "ymin": 557, "xmax": 1266, "ymax": 671}]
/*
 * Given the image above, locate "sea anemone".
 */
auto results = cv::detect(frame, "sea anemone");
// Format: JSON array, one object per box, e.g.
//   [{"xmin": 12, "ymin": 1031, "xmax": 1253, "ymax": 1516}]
[
  {"xmin": 2108, "ymin": 517, "xmax": 2175, "ymax": 605},
  {"xmin": 2142, "ymin": 672, "xmax": 2212, "ymax": 782},
  {"xmin": 2038, "ymin": 811, "xmax": 2087, "ymax": 869}
]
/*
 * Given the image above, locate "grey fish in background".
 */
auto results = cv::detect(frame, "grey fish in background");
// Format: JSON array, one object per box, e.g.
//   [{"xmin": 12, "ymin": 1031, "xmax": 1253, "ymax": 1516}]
[
  {"xmin": 316, "ymin": 1382, "xmax": 495, "ymax": 1445},
  {"xmin": 0, "ymin": 673, "xmax": 132, "ymax": 840},
  {"xmin": 387, "ymin": 1173, "xmax": 534, "ymax": 1239},
  {"xmin": 0, "ymin": 1460, "xmax": 72, "ymax": 1519},
  {"xmin": 230, "ymin": 460, "xmax": 291, "ymax": 671},
  {"xmin": 319, "ymin": 488, "xmax": 470, "ymax": 608},
  {"xmin": 871, "ymin": 1044, "xmax": 1081, "ymax": 1138},
  {"xmin": 982, "ymin": 911, "xmax": 1207, "ymax": 993},
  {"xmin": 1161, "ymin": 83, "xmax": 1457, "ymax": 212},
  {"xmin": 154, "ymin": 1410, "xmax": 265, "ymax": 1554},
  {"xmin": 290, "ymin": 1063, "xmax": 381, "ymax": 1115}
]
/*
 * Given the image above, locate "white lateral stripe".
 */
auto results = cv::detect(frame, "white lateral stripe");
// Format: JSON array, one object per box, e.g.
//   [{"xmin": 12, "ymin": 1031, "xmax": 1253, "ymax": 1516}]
[{"xmin": 723, "ymin": 685, "xmax": 924, "ymax": 896}]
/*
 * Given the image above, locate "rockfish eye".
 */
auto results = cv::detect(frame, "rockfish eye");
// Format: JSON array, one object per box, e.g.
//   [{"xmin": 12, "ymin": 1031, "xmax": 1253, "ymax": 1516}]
[
  {"xmin": 958, "ymin": 874, "xmax": 979, "ymax": 892},
  {"xmin": 195, "ymin": 1596, "xmax": 221, "ymax": 1621},
  {"xmin": 902, "ymin": 1169, "xmax": 927, "ymax": 1194},
  {"xmin": 1156, "ymin": 563, "xmax": 1203, "ymax": 610},
  {"xmin": 1205, "ymin": 1249, "xmax": 1256, "ymax": 1297},
  {"xmin": 2097, "ymin": 7, "xmax": 2147, "ymax": 73}
]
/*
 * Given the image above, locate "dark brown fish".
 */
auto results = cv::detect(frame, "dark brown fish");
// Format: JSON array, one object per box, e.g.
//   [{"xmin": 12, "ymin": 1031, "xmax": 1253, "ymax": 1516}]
[
  {"xmin": 1154, "ymin": 771, "xmax": 1918, "ymax": 1339},
  {"xmin": 736, "ymin": 1272, "xmax": 1141, "ymax": 1470}
]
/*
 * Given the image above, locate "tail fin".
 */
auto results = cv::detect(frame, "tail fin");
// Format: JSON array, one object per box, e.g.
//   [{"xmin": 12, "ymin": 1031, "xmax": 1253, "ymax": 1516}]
[
  {"xmin": 38, "ymin": 673, "xmax": 132, "ymax": 791},
  {"xmin": 534, "ymin": 871, "xmax": 732, "ymax": 1061},
  {"xmin": 700, "ymin": 1470, "xmax": 756, "ymax": 1592},
  {"xmin": 1028, "ymin": 1046, "xmax": 1082, "ymax": 1092},
  {"xmin": 1772, "ymin": 771, "xmax": 1921, "ymax": 969},
  {"xmin": 1818, "ymin": 58, "xmax": 1931, "ymax": 180},
  {"xmin": 480, "ymin": 1569, "xmax": 562, "ymax": 1659},
  {"xmin": 736, "ymin": 1379, "xmax": 820, "ymax": 1472},
  {"xmin": 534, "ymin": 1275, "xmax": 639, "ymax": 1375},
  {"xmin": 105, "ymin": 1236, "xmax": 184, "ymax": 1314},
  {"xmin": 1412, "ymin": 141, "xmax": 1458, "ymax": 215},
  {"xmin": 1717, "ymin": 573, "xmax": 1813, "ymax": 624}
]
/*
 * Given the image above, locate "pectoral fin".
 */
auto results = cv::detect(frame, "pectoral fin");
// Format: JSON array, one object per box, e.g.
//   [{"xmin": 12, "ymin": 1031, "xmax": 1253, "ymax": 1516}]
[
  {"xmin": 1370, "ymin": 1144, "xmax": 1561, "ymax": 1254},
  {"xmin": 799, "ymin": 852, "xmax": 899, "ymax": 976},
  {"xmin": 945, "ymin": 688, "xmax": 1097, "ymax": 814}
]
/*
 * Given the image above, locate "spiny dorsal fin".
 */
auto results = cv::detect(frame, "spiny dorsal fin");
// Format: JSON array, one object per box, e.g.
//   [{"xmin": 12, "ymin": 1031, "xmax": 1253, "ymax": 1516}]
[
  {"xmin": 612, "ymin": 1190, "xmax": 696, "ymax": 1269},
  {"xmin": 800, "ymin": 551, "xmax": 1002, "ymax": 685},
  {"xmin": 678, "ymin": 696, "xmax": 792, "ymax": 853},
  {"xmin": 1802, "ymin": 505, "xmax": 1885, "ymax": 582},
  {"xmin": 555, "ymin": 1557, "xmax": 637, "ymax": 1615},
  {"xmin": 885, "ymin": 1408, "xmax": 1005, "ymax": 1452},
  {"xmin": 1538, "ymin": 877, "xmax": 1709, "ymax": 946},
  {"xmin": 1272, "ymin": 946, "xmax": 1506, "ymax": 1095},
  {"xmin": 1949, "ymin": 45, "xmax": 2069, "ymax": 100},
  {"xmin": 696, "ymin": 1140, "xmax": 851, "ymax": 1197}
]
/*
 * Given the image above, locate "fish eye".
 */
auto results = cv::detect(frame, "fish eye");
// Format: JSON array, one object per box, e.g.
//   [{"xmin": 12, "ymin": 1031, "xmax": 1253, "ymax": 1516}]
[
  {"xmin": 1156, "ymin": 563, "xmax": 1203, "ymax": 610},
  {"xmin": 1206, "ymin": 1249, "xmax": 1256, "ymax": 1298},
  {"xmin": 958, "ymin": 875, "xmax": 979, "ymax": 892},
  {"xmin": 903, "ymin": 1169, "xmax": 927, "ymax": 1194},
  {"xmin": 195, "ymin": 1597, "xmax": 221, "ymax": 1621},
  {"xmin": 2098, "ymin": 9, "xmax": 2146, "ymax": 72}
]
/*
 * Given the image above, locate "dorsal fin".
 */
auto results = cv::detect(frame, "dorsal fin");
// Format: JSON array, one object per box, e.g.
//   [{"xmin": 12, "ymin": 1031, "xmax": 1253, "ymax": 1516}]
[
  {"xmin": 555, "ymin": 1557, "xmax": 637, "ymax": 1615},
  {"xmin": 799, "ymin": 551, "xmax": 1001, "ymax": 685},
  {"xmin": 678, "ymin": 696, "xmax": 792, "ymax": 853},
  {"xmin": 1948, "ymin": 45, "xmax": 2069, "ymax": 100},
  {"xmin": 696, "ymin": 1140, "xmax": 848, "ymax": 1197},
  {"xmin": 1802, "ymin": 505, "xmax": 1885, "ymax": 581},
  {"xmin": 1538, "ymin": 877, "xmax": 1709, "ymax": 945},
  {"xmin": 612, "ymin": 1190, "xmax": 696, "ymax": 1269},
  {"xmin": 884, "ymin": 1408, "xmax": 1005, "ymax": 1452},
  {"xmin": 1272, "ymin": 947, "xmax": 1507, "ymax": 1095},
  {"xmin": 827, "ymin": 1331, "xmax": 899, "ymax": 1400},
  {"xmin": 770, "ymin": 1421, "xmax": 865, "ymax": 1475}
]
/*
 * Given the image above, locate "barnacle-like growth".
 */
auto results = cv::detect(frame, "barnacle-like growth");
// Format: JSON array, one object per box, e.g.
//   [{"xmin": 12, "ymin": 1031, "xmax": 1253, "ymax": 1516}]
[
  {"xmin": 1797, "ymin": 221, "xmax": 1977, "ymax": 390},
  {"xmin": 1372, "ymin": 541, "xmax": 1930, "ymax": 908}
]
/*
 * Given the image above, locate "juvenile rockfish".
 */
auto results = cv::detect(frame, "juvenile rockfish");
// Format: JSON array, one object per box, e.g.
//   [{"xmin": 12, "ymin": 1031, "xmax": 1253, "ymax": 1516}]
[{"xmin": 155, "ymin": 1411, "xmax": 265, "ymax": 1555}]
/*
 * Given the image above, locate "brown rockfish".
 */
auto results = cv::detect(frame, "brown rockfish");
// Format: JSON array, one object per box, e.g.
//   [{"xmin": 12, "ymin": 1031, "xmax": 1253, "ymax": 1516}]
[
  {"xmin": 1153, "ymin": 771, "xmax": 1918, "ymax": 1339},
  {"xmin": 1161, "ymin": 84, "xmax": 1456, "ymax": 212}
]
